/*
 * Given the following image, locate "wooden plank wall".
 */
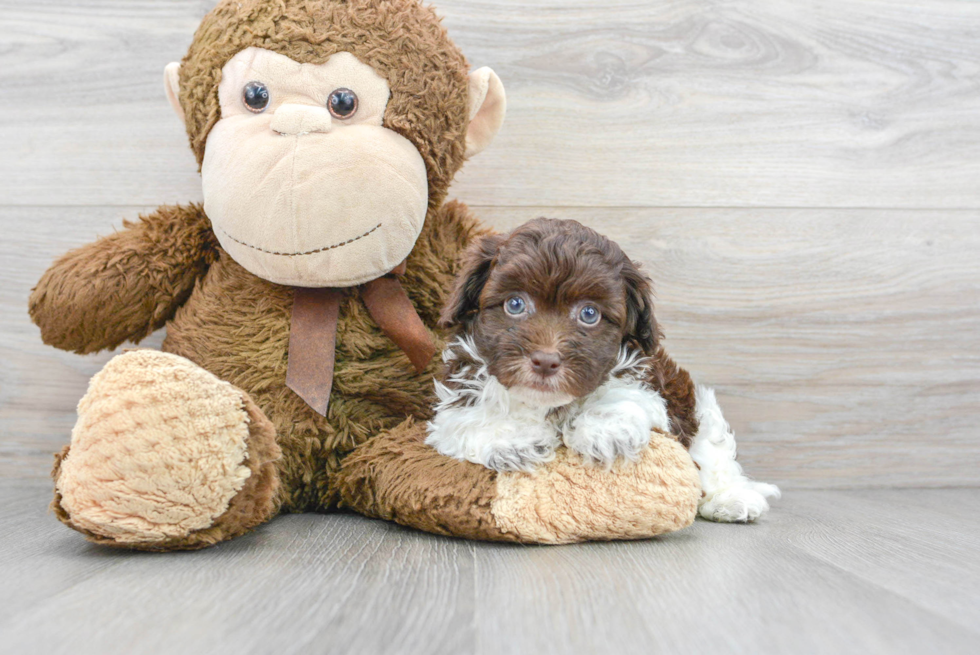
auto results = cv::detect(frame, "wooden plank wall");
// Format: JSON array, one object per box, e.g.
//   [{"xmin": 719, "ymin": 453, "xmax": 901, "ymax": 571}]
[{"xmin": 1, "ymin": 0, "xmax": 978, "ymax": 488}]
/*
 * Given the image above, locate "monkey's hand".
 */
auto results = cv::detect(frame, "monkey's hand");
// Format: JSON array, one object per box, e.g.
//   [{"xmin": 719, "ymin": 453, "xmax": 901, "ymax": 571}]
[{"xmin": 29, "ymin": 203, "xmax": 217, "ymax": 354}]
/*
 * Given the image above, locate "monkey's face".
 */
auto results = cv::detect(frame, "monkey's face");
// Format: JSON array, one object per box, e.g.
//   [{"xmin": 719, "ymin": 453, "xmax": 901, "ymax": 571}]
[{"xmin": 200, "ymin": 47, "xmax": 429, "ymax": 287}]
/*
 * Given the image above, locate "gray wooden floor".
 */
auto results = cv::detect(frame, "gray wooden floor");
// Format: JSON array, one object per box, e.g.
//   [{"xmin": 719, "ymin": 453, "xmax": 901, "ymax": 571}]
[{"xmin": 0, "ymin": 482, "xmax": 977, "ymax": 655}]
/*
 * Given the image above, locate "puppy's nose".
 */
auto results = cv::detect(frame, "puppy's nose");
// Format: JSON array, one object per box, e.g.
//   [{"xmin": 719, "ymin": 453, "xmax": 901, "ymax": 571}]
[{"xmin": 530, "ymin": 350, "xmax": 562, "ymax": 378}]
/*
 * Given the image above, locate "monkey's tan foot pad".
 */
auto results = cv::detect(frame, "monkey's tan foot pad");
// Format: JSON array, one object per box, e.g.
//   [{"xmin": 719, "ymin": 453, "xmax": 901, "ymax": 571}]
[
  {"xmin": 335, "ymin": 419, "xmax": 701, "ymax": 544},
  {"xmin": 52, "ymin": 350, "xmax": 281, "ymax": 551}
]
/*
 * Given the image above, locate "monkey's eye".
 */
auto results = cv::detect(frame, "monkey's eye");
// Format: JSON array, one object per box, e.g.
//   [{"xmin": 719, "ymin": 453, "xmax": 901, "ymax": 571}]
[
  {"xmin": 578, "ymin": 304, "xmax": 601, "ymax": 326},
  {"xmin": 242, "ymin": 81, "xmax": 270, "ymax": 113},
  {"xmin": 327, "ymin": 88, "xmax": 358, "ymax": 119},
  {"xmin": 504, "ymin": 296, "xmax": 527, "ymax": 316}
]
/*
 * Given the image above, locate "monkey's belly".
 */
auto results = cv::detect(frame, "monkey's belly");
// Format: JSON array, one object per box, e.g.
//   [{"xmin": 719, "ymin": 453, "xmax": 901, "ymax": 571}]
[{"xmin": 162, "ymin": 252, "xmax": 438, "ymax": 512}]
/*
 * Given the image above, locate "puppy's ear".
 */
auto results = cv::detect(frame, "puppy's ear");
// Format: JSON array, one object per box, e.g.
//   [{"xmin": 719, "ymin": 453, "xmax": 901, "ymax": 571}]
[
  {"xmin": 622, "ymin": 259, "xmax": 660, "ymax": 356},
  {"xmin": 440, "ymin": 234, "xmax": 505, "ymax": 328}
]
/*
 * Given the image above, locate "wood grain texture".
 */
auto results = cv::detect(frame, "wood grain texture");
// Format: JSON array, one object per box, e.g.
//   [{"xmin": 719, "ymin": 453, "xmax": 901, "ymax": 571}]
[
  {"xmin": 472, "ymin": 488, "xmax": 980, "ymax": 655},
  {"xmin": 783, "ymin": 489, "xmax": 980, "ymax": 633},
  {"xmin": 4, "ymin": 205, "xmax": 977, "ymax": 488},
  {"xmin": 0, "ymin": 480, "xmax": 476, "ymax": 655},
  {"xmin": 1, "ymin": 0, "xmax": 979, "ymax": 208},
  {"xmin": 1, "ymin": 483, "xmax": 978, "ymax": 655}
]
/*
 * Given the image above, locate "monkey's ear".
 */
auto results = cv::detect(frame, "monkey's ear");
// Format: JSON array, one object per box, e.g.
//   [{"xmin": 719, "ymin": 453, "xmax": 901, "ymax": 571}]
[
  {"xmin": 622, "ymin": 259, "xmax": 660, "ymax": 357},
  {"xmin": 439, "ymin": 234, "xmax": 505, "ymax": 328},
  {"xmin": 465, "ymin": 67, "xmax": 506, "ymax": 159},
  {"xmin": 164, "ymin": 62, "xmax": 185, "ymax": 124}
]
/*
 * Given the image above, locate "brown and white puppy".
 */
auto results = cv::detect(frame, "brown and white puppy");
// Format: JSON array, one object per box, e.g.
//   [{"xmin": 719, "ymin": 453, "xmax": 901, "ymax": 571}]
[
  {"xmin": 427, "ymin": 218, "xmax": 685, "ymax": 471},
  {"xmin": 427, "ymin": 218, "xmax": 780, "ymax": 522}
]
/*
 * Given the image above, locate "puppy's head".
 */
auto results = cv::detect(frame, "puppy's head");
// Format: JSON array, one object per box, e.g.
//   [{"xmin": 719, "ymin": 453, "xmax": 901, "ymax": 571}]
[{"xmin": 441, "ymin": 218, "xmax": 658, "ymax": 406}]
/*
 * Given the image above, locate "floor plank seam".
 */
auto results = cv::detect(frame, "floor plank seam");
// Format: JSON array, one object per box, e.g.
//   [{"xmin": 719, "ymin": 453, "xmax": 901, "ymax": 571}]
[{"xmin": 774, "ymin": 516, "xmax": 980, "ymax": 638}]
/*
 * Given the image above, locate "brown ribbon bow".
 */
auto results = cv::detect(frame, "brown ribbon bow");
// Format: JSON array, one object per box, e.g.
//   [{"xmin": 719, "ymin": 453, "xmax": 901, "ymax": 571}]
[{"xmin": 285, "ymin": 262, "xmax": 435, "ymax": 416}]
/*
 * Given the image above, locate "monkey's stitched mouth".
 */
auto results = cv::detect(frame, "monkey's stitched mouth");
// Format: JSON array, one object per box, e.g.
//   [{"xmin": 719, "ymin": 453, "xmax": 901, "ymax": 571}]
[{"xmin": 216, "ymin": 223, "xmax": 382, "ymax": 257}]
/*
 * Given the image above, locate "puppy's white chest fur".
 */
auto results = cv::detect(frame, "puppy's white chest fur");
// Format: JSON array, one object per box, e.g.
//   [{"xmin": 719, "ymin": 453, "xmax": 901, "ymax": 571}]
[{"xmin": 425, "ymin": 338, "xmax": 671, "ymax": 472}]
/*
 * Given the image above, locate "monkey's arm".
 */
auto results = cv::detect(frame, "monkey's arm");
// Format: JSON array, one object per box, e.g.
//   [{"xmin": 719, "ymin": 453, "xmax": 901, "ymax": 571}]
[{"xmin": 29, "ymin": 203, "xmax": 218, "ymax": 354}]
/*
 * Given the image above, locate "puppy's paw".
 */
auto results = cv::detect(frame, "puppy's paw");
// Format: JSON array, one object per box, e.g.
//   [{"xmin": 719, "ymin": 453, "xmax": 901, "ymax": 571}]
[
  {"xmin": 482, "ymin": 440, "xmax": 556, "ymax": 473},
  {"xmin": 698, "ymin": 484, "xmax": 779, "ymax": 523},
  {"xmin": 565, "ymin": 402, "xmax": 653, "ymax": 466},
  {"xmin": 427, "ymin": 415, "xmax": 559, "ymax": 473}
]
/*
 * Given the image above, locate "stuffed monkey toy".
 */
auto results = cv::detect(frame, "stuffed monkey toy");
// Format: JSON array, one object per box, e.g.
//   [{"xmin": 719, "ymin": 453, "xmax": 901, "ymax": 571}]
[{"xmin": 29, "ymin": 0, "xmax": 701, "ymax": 550}]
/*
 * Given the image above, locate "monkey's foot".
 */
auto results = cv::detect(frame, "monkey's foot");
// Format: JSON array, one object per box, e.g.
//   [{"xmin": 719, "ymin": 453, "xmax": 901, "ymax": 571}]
[{"xmin": 52, "ymin": 350, "xmax": 281, "ymax": 551}]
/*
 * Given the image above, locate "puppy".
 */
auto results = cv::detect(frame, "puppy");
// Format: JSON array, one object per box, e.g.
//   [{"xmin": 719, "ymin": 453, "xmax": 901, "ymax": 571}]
[{"xmin": 427, "ymin": 218, "xmax": 780, "ymax": 522}]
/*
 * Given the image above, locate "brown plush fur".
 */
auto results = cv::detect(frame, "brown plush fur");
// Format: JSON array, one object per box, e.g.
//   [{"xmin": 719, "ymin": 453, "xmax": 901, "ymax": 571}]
[
  {"xmin": 29, "ymin": 204, "xmax": 218, "ymax": 354},
  {"xmin": 162, "ymin": 201, "xmax": 486, "ymax": 512},
  {"xmin": 42, "ymin": 199, "xmax": 485, "ymax": 533},
  {"xmin": 334, "ymin": 418, "xmax": 514, "ymax": 541},
  {"xmin": 179, "ymin": 0, "xmax": 470, "ymax": 213},
  {"xmin": 31, "ymin": 0, "xmax": 485, "ymax": 527}
]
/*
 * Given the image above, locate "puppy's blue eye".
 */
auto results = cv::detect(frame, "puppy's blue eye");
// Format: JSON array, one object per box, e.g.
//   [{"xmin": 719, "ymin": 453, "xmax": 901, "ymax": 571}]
[
  {"xmin": 504, "ymin": 296, "xmax": 527, "ymax": 316},
  {"xmin": 578, "ymin": 304, "xmax": 600, "ymax": 325}
]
